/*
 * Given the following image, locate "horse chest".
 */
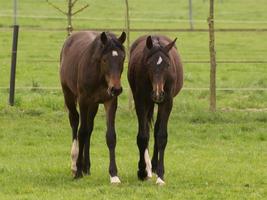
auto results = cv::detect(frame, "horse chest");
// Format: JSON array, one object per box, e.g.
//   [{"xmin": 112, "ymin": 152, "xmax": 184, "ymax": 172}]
[{"xmin": 88, "ymin": 85, "xmax": 112, "ymax": 103}]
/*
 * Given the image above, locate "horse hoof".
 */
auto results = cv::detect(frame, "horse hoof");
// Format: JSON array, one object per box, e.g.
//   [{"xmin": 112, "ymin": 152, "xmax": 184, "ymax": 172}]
[
  {"xmin": 71, "ymin": 170, "xmax": 76, "ymax": 177},
  {"xmin": 156, "ymin": 177, "xmax": 165, "ymax": 186},
  {"xmin": 137, "ymin": 169, "xmax": 148, "ymax": 181},
  {"xmin": 110, "ymin": 176, "xmax": 121, "ymax": 184},
  {"xmin": 82, "ymin": 168, "xmax": 90, "ymax": 176},
  {"xmin": 74, "ymin": 171, "xmax": 83, "ymax": 179},
  {"xmin": 83, "ymin": 171, "xmax": 90, "ymax": 176}
]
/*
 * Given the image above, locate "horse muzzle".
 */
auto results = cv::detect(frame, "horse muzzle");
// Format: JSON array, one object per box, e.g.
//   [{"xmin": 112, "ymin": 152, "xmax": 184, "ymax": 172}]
[
  {"xmin": 107, "ymin": 86, "xmax": 123, "ymax": 97},
  {"xmin": 151, "ymin": 90, "xmax": 165, "ymax": 103}
]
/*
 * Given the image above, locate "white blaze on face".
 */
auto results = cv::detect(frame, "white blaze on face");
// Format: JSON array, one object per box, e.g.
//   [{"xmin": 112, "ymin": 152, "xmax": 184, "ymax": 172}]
[
  {"xmin": 71, "ymin": 139, "xmax": 79, "ymax": 173},
  {"xmin": 112, "ymin": 50, "xmax": 118, "ymax": 57},
  {"xmin": 157, "ymin": 56, "xmax": 163, "ymax": 65},
  {"xmin": 156, "ymin": 84, "xmax": 159, "ymax": 96},
  {"xmin": 144, "ymin": 148, "xmax": 152, "ymax": 178}
]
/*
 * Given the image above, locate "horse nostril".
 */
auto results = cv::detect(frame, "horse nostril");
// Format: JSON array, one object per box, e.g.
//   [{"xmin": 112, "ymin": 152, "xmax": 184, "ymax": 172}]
[
  {"xmin": 108, "ymin": 87, "xmax": 113, "ymax": 96},
  {"xmin": 110, "ymin": 86, "xmax": 123, "ymax": 96},
  {"xmin": 160, "ymin": 91, "xmax": 165, "ymax": 98},
  {"xmin": 117, "ymin": 87, "xmax": 123, "ymax": 94},
  {"xmin": 151, "ymin": 91, "xmax": 156, "ymax": 98},
  {"xmin": 151, "ymin": 91, "xmax": 165, "ymax": 103}
]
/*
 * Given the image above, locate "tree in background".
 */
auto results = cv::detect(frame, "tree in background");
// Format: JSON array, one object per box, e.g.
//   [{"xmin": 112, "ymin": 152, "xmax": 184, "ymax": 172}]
[
  {"xmin": 46, "ymin": 0, "xmax": 89, "ymax": 36},
  {"xmin": 208, "ymin": 0, "xmax": 217, "ymax": 112}
]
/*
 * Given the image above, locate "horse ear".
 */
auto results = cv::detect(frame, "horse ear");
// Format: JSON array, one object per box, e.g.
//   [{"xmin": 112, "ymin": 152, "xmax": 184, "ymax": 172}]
[
  {"xmin": 146, "ymin": 36, "xmax": 153, "ymax": 49},
  {"xmin": 164, "ymin": 38, "xmax": 177, "ymax": 52},
  {"xmin": 100, "ymin": 32, "xmax": 108, "ymax": 45},
  {"xmin": 118, "ymin": 32, "xmax": 126, "ymax": 44}
]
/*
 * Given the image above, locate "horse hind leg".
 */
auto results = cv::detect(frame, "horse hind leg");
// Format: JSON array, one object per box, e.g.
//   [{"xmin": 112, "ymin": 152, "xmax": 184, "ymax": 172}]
[
  {"xmin": 152, "ymin": 114, "xmax": 160, "ymax": 173},
  {"xmin": 75, "ymin": 101, "xmax": 98, "ymax": 179},
  {"xmin": 62, "ymin": 86, "xmax": 79, "ymax": 176}
]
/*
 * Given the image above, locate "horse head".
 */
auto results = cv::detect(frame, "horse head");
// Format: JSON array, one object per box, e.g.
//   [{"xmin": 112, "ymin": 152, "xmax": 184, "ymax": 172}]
[
  {"xmin": 99, "ymin": 32, "xmax": 126, "ymax": 97},
  {"xmin": 145, "ymin": 36, "xmax": 177, "ymax": 103}
]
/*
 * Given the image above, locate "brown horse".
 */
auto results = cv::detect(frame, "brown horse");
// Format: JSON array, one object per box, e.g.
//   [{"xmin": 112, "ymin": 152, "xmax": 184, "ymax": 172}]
[
  {"xmin": 60, "ymin": 31, "xmax": 126, "ymax": 183},
  {"xmin": 128, "ymin": 35, "xmax": 183, "ymax": 185}
]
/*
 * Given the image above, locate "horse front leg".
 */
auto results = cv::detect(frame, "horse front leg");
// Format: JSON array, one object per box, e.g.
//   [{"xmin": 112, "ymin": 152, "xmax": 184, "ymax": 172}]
[
  {"xmin": 62, "ymin": 87, "xmax": 79, "ymax": 176},
  {"xmin": 135, "ymin": 100, "xmax": 152, "ymax": 181},
  {"xmin": 152, "ymin": 114, "xmax": 160, "ymax": 173},
  {"xmin": 75, "ymin": 98, "xmax": 99, "ymax": 179},
  {"xmin": 104, "ymin": 98, "xmax": 120, "ymax": 184},
  {"xmin": 83, "ymin": 104, "xmax": 99, "ymax": 175},
  {"xmin": 69, "ymin": 109, "xmax": 79, "ymax": 176},
  {"xmin": 74, "ymin": 101, "xmax": 88, "ymax": 179},
  {"xmin": 155, "ymin": 99, "xmax": 173, "ymax": 185}
]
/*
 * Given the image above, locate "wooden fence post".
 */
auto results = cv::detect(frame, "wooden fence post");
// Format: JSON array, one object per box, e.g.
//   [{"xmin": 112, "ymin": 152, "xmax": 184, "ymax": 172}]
[
  {"xmin": 125, "ymin": 0, "xmax": 133, "ymax": 110},
  {"xmin": 208, "ymin": 0, "xmax": 217, "ymax": 112}
]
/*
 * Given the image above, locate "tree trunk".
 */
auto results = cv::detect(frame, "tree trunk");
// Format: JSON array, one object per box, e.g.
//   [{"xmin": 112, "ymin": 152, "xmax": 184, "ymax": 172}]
[
  {"xmin": 125, "ymin": 0, "xmax": 133, "ymax": 110},
  {"xmin": 208, "ymin": 0, "xmax": 216, "ymax": 112},
  {"xmin": 67, "ymin": 0, "xmax": 73, "ymax": 36}
]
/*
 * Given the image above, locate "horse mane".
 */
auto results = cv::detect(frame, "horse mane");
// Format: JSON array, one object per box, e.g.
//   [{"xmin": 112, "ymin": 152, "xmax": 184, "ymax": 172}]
[
  {"xmin": 130, "ymin": 35, "xmax": 147, "ymax": 54},
  {"xmin": 130, "ymin": 35, "xmax": 177, "ymax": 57},
  {"xmin": 88, "ymin": 32, "xmax": 125, "ymax": 63}
]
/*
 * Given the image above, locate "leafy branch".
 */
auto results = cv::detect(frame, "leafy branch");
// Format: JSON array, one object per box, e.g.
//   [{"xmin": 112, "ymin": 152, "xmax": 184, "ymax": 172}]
[{"xmin": 46, "ymin": 0, "xmax": 89, "ymax": 35}]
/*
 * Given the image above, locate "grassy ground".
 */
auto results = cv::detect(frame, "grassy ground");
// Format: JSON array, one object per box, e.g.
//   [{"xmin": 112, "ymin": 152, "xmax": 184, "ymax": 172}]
[
  {"xmin": 0, "ymin": 0, "xmax": 267, "ymax": 199},
  {"xmin": 0, "ymin": 90, "xmax": 266, "ymax": 200}
]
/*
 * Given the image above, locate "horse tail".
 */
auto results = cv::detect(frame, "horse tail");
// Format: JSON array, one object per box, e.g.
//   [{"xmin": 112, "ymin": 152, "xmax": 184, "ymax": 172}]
[{"xmin": 147, "ymin": 104, "xmax": 154, "ymax": 127}]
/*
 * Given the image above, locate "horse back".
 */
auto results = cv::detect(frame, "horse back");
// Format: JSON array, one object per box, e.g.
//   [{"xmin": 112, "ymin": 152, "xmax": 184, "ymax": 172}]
[
  {"xmin": 60, "ymin": 31, "xmax": 98, "ymax": 96},
  {"xmin": 169, "ymin": 42, "xmax": 183, "ymax": 96}
]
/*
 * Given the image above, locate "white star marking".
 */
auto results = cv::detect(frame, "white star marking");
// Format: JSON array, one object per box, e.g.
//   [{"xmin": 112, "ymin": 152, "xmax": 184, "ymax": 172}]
[
  {"xmin": 157, "ymin": 56, "xmax": 163, "ymax": 65},
  {"xmin": 112, "ymin": 50, "xmax": 118, "ymax": 56}
]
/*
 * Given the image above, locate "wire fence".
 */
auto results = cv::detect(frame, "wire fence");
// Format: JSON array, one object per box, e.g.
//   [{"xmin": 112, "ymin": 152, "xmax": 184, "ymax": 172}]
[
  {"xmin": 1, "ymin": 24, "xmax": 266, "ymax": 92},
  {"xmin": 1, "ymin": 86, "xmax": 267, "ymax": 92},
  {"xmin": 2, "ymin": 13, "xmax": 267, "ymax": 24},
  {"xmin": 1, "ymin": 0, "xmax": 267, "ymax": 98},
  {"xmin": 1, "ymin": 25, "xmax": 267, "ymax": 65}
]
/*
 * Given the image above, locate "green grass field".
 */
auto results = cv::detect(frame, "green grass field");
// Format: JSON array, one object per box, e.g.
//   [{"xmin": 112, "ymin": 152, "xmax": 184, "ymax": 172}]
[{"xmin": 0, "ymin": 0, "xmax": 266, "ymax": 199}]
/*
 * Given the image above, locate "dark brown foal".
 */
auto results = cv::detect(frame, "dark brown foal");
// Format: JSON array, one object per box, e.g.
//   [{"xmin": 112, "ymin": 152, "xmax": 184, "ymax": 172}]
[
  {"xmin": 60, "ymin": 31, "xmax": 126, "ymax": 183},
  {"xmin": 128, "ymin": 35, "xmax": 183, "ymax": 185}
]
